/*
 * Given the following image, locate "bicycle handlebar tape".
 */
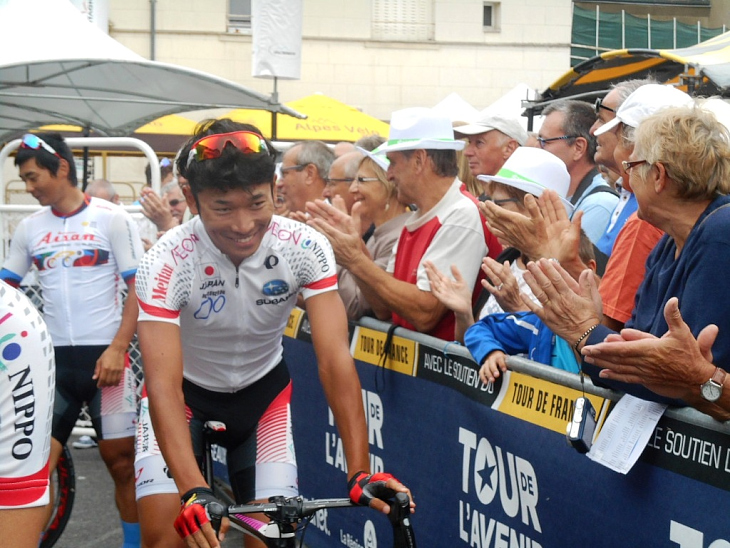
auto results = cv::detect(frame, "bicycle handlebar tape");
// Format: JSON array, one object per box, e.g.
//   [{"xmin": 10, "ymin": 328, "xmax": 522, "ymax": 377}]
[
  {"xmin": 348, "ymin": 471, "xmax": 397, "ymax": 506},
  {"xmin": 174, "ymin": 487, "xmax": 228, "ymax": 539}
]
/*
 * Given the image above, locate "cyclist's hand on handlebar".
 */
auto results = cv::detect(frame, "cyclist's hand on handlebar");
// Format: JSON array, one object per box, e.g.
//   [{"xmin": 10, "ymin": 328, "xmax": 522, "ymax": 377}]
[
  {"xmin": 174, "ymin": 487, "xmax": 230, "ymax": 548},
  {"xmin": 348, "ymin": 471, "xmax": 416, "ymax": 515}
]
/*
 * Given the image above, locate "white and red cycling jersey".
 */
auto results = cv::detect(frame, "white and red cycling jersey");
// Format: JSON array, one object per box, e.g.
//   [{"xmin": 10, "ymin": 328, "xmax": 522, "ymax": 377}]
[
  {"xmin": 0, "ymin": 196, "xmax": 143, "ymax": 346},
  {"xmin": 0, "ymin": 280, "xmax": 55, "ymax": 508},
  {"xmin": 136, "ymin": 215, "xmax": 338, "ymax": 392}
]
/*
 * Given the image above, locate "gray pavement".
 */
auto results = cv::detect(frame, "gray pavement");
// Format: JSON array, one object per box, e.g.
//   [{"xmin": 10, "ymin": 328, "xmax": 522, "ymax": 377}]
[
  {"xmin": 53, "ymin": 434, "xmax": 122, "ymax": 548},
  {"xmin": 54, "ymin": 434, "xmax": 246, "ymax": 547}
]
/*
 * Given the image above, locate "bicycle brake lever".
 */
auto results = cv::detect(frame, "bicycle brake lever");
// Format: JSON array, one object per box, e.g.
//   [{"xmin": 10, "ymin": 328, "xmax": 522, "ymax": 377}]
[
  {"xmin": 206, "ymin": 500, "xmax": 228, "ymax": 535},
  {"xmin": 388, "ymin": 493, "xmax": 417, "ymax": 548}
]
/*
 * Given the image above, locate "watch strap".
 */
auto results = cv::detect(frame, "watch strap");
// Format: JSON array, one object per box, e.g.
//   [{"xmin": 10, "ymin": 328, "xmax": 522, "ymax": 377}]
[{"xmin": 711, "ymin": 367, "xmax": 727, "ymax": 388}]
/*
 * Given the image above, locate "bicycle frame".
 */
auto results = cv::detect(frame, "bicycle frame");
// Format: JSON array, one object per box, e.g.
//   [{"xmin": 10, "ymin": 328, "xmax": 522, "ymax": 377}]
[{"xmin": 201, "ymin": 421, "xmax": 416, "ymax": 548}]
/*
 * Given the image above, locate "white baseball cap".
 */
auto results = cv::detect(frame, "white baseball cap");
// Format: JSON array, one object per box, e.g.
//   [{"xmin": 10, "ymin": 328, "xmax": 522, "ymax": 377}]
[
  {"xmin": 700, "ymin": 97, "xmax": 730, "ymax": 133},
  {"xmin": 377, "ymin": 107, "xmax": 466, "ymax": 154},
  {"xmin": 454, "ymin": 111, "xmax": 528, "ymax": 145},
  {"xmin": 477, "ymin": 147, "xmax": 574, "ymax": 213},
  {"xmin": 594, "ymin": 84, "xmax": 693, "ymax": 136}
]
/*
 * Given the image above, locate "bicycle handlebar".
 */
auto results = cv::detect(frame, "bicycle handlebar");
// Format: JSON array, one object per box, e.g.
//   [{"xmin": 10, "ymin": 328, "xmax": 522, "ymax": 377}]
[
  {"xmin": 228, "ymin": 496, "xmax": 353, "ymax": 519},
  {"xmin": 225, "ymin": 493, "xmax": 416, "ymax": 548}
]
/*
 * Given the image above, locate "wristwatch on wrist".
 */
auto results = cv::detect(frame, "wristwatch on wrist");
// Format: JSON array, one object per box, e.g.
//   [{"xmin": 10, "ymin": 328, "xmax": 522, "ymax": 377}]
[{"xmin": 700, "ymin": 367, "xmax": 726, "ymax": 403}]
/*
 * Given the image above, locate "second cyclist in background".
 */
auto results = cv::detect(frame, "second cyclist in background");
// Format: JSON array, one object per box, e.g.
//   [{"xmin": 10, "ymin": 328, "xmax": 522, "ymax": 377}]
[{"xmin": 0, "ymin": 133, "xmax": 143, "ymax": 548}]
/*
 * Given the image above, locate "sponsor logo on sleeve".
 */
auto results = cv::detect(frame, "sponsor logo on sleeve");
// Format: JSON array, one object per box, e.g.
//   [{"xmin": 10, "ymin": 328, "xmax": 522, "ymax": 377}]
[
  {"xmin": 310, "ymin": 242, "xmax": 330, "ymax": 273},
  {"xmin": 151, "ymin": 263, "xmax": 174, "ymax": 301},
  {"xmin": 1, "ymin": 325, "xmax": 36, "ymax": 460},
  {"xmin": 171, "ymin": 234, "xmax": 200, "ymax": 265}
]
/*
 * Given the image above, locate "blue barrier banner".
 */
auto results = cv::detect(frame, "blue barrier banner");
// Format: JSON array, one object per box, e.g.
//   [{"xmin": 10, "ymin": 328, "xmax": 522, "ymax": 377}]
[{"xmin": 285, "ymin": 313, "xmax": 730, "ymax": 548}]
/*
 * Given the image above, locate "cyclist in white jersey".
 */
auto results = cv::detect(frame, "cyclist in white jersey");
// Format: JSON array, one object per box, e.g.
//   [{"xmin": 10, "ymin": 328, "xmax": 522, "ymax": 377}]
[
  {"xmin": 134, "ymin": 120, "xmax": 413, "ymax": 548},
  {"xmin": 0, "ymin": 280, "xmax": 55, "ymax": 548},
  {"xmin": 0, "ymin": 133, "xmax": 143, "ymax": 548}
]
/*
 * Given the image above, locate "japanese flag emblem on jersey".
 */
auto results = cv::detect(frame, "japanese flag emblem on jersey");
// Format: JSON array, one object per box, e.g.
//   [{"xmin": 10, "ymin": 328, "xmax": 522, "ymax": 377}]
[{"xmin": 199, "ymin": 263, "xmax": 221, "ymax": 281}]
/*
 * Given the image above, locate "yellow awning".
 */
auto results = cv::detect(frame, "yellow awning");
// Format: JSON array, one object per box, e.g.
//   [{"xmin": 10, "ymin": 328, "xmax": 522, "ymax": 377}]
[{"xmin": 225, "ymin": 93, "xmax": 389, "ymax": 142}]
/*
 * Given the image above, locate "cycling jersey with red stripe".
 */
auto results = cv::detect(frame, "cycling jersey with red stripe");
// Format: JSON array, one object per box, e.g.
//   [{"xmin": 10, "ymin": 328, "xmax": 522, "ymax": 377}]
[
  {"xmin": 0, "ymin": 280, "xmax": 55, "ymax": 508},
  {"xmin": 0, "ymin": 196, "xmax": 143, "ymax": 346},
  {"xmin": 135, "ymin": 215, "xmax": 338, "ymax": 392}
]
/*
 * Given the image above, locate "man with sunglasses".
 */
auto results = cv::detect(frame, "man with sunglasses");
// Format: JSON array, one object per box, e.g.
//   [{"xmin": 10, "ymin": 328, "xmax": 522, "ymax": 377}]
[
  {"xmin": 277, "ymin": 140, "xmax": 334, "ymax": 215},
  {"xmin": 0, "ymin": 132, "xmax": 143, "ymax": 547},
  {"xmin": 590, "ymin": 80, "xmax": 657, "ymax": 257},
  {"xmin": 134, "ymin": 120, "xmax": 412, "ymax": 548},
  {"xmin": 163, "ymin": 181, "xmax": 188, "ymax": 224},
  {"xmin": 538, "ymin": 100, "xmax": 618, "ymax": 244}
]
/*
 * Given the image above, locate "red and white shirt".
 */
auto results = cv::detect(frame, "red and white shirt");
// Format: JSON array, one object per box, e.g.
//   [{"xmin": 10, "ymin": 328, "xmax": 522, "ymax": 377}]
[
  {"xmin": 136, "ymin": 215, "xmax": 338, "ymax": 392},
  {"xmin": 387, "ymin": 179, "xmax": 501, "ymax": 340}
]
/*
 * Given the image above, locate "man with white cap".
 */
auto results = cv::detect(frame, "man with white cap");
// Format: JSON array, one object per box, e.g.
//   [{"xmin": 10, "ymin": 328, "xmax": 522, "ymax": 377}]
[
  {"xmin": 454, "ymin": 112, "xmax": 528, "ymax": 180},
  {"xmin": 310, "ymin": 107, "xmax": 502, "ymax": 341},
  {"xmin": 590, "ymin": 79, "xmax": 657, "ymax": 256},
  {"xmin": 593, "ymin": 83, "xmax": 692, "ymax": 332}
]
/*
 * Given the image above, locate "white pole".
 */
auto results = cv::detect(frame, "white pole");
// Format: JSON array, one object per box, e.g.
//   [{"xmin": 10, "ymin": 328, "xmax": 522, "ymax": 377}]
[
  {"xmin": 596, "ymin": 4, "xmax": 601, "ymax": 55},
  {"xmin": 648, "ymin": 13, "xmax": 652, "ymax": 49}
]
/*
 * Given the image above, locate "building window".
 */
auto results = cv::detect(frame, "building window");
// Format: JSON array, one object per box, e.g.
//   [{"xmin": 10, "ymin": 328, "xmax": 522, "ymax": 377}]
[
  {"xmin": 483, "ymin": 2, "xmax": 500, "ymax": 31},
  {"xmin": 228, "ymin": 0, "xmax": 252, "ymax": 34},
  {"xmin": 372, "ymin": 0, "xmax": 434, "ymax": 42}
]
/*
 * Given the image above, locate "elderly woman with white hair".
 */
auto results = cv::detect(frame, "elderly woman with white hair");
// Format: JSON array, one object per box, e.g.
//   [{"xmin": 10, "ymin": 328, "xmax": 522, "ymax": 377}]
[{"xmin": 523, "ymin": 104, "xmax": 730, "ymax": 418}]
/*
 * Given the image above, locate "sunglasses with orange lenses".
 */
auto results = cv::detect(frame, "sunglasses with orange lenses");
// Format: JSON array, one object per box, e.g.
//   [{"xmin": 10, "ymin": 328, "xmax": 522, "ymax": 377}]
[{"xmin": 187, "ymin": 131, "xmax": 269, "ymax": 167}]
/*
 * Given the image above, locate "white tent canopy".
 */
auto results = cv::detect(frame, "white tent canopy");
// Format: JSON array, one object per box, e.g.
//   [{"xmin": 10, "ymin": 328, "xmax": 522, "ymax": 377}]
[
  {"xmin": 482, "ymin": 83, "xmax": 542, "ymax": 131},
  {"xmin": 0, "ymin": 0, "xmax": 302, "ymax": 142},
  {"xmin": 432, "ymin": 92, "xmax": 479, "ymax": 124}
]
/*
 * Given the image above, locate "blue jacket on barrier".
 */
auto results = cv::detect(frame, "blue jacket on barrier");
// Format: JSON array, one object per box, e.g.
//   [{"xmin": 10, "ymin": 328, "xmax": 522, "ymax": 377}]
[{"xmin": 464, "ymin": 311, "xmax": 580, "ymax": 374}]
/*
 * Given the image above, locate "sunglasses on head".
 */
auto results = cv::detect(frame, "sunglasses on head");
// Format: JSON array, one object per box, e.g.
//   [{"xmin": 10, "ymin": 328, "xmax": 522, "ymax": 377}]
[
  {"xmin": 21, "ymin": 134, "xmax": 61, "ymax": 158},
  {"xmin": 187, "ymin": 131, "xmax": 269, "ymax": 168}
]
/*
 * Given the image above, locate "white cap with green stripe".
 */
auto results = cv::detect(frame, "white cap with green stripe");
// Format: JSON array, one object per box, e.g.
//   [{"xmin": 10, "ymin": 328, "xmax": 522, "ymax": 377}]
[
  {"xmin": 477, "ymin": 147, "xmax": 574, "ymax": 213},
  {"xmin": 378, "ymin": 107, "xmax": 466, "ymax": 154}
]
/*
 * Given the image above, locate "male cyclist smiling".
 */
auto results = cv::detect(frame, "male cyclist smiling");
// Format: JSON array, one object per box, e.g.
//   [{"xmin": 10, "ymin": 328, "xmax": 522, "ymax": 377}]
[{"xmin": 134, "ymin": 119, "xmax": 413, "ymax": 548}]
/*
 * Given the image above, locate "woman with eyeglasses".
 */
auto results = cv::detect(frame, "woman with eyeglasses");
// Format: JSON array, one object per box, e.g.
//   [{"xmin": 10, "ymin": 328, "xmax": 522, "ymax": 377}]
[{"xmin": 308, "ymin": 148, "xmax": 410, "ymax": 321}]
